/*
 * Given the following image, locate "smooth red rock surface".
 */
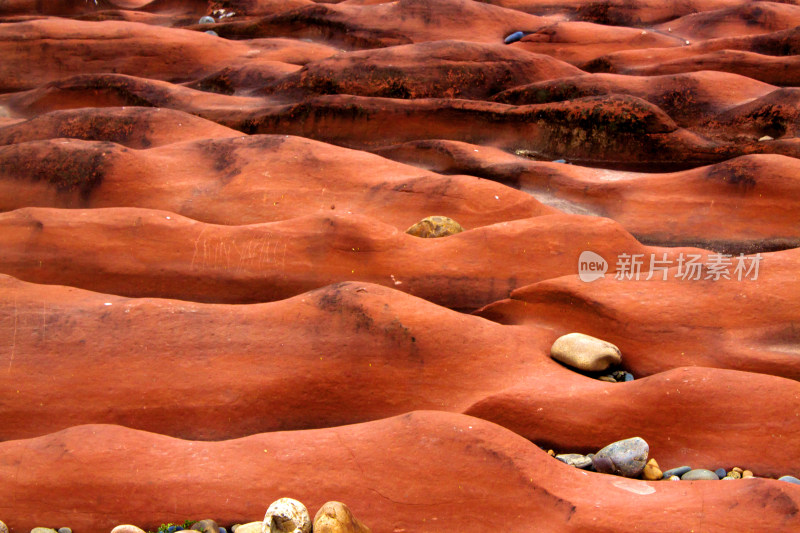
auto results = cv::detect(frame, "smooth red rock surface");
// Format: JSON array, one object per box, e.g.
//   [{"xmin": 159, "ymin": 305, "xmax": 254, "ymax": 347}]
[
  {"xmin": 1, "ymin": 274, "xmax": 798, "ymax": 480},
  {"xmin": 375, "ymin": 140, "xmax": 800, "ymax": 252},
  {"xmin": 476, "ymin": 247, "xmax": 800, "ymax": 379},
  {"xmin": 1, "ymin": 0, "xmax": 799, "ymax": 530},
  {"xmin": 0, "ymin": 207, "xmax": 705, "ymax": 308},
  {"xmin": 0, "ymin": 135, "xmax": 553, "ymax": 226},
  {"xmin": 1, "ymin": 413, "xmax": 799, "ymax": 533}
]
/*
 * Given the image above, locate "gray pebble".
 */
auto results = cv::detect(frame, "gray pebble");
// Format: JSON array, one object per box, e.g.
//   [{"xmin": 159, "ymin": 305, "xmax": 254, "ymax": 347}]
[
  {"xmin": 682, "ymin": 469, "xmax": 719, "ymax": 481},
  {"xmin": 556, "ymin": 453, "xmax": 593, "ymax": 469},
  {"xmin": 592, "ymin": 437, "xmax": 649, "ymax": 478},
  {"xmin": 205, "ymin": 30, "xmax": 219, "ymax": 36},
  {"xmin": 715, "ymin": 468, "xmax": 727, "ymax": 479},
  {"xmin": 199, "ymin": 16, "xmax": 215, "ymax": 24},
  {"xmin": 778, "ymin": 475, "xmax": 800, "ymax": 485},
  {"xmin": 662, "ymin": 466, "xmax": 692, "ymax": 478},
  {"xmin": 552, "ymin": 159, "xmax": 567, "ymax": 164},
  {"xmin": 722, "ymin": 476, "xmax": 735, "ymax": 480},
  {"xmin": 58, "ymin": 529, "xmax": 72, "ymax": 533},
  {"xmin": 623, "ymin": 372, "xmax": 634, "ymax": 382}
]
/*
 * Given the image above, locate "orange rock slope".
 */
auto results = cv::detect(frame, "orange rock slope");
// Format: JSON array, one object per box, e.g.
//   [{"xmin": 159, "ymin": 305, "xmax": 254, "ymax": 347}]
[{"xmin": 0, "ymin": 0, "xmax": 799, "ymax": 531}]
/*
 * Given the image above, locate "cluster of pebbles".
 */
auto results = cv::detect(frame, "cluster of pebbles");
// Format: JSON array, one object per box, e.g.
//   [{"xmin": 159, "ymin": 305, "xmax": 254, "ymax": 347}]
[
  {"xmin": 1, "ymin": 498, "xmax": 370, "ymax": 533},
  {"xmin": 547, "ymin": 332, "xmax": 799, "ymax": 485},
  {"xmin": 549, "ymin": 435, "xmax": 800, "ymax": 485}
]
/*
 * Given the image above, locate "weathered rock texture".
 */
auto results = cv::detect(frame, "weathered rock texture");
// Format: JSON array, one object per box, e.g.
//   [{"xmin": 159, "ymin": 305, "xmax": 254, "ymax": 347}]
[{"xmin": 0, "ymin": 0, "xmax": 799, "ymax": 530}]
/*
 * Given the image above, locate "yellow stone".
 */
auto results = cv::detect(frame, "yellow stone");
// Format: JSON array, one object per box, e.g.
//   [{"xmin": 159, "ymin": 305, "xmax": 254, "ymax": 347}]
[
  {"xmin": 643, "ymin": 458, "xmax": 662, "ymax": 480},
  {"xmin": 405, "ymin": 216, "xmax": 464, "ymax": 238},
  {"xmin": 313, "ymin": 501, "xmax": 372, "ymax": 533}
]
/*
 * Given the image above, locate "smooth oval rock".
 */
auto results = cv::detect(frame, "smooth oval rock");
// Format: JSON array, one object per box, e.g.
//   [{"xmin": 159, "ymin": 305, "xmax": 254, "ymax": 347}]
[
  {"xmin": 643, "ymin": 458, "xmax": 662, "ymax": 480},
  {"xmin": 504, "ymin": 31, "xmax": 524, "ymax": 44},
  {"xmin": 715, "ymin": 468, "xmax": 726, "ymax": 479},
  {"xmin": 778, "ymin": 475, "xmax": 800, "ymax": 485},
  {"xmin": 199, "ymin": 16, "xmax": 215, "ymax": 24},
  {"xmin": 743, "ymin": 470, "xmax": 754, "ymax": 478},
  {"xmin": 263, "ymin": 498, "xmax": 311, "ymax": 533},
  {"xmin": 662, "ymin": 466, "xmax": 692, "ymax": 479},
  {"xmin": 550, "ymin": 333, "xmax": 622, "ymax": 372},
  {"xmin": 556, "ymin": 453, "xmax": 593, "ymax": 469},
  {"xmin": 58, "ymin": 529, "xmax": 72, "ymax": 533},
  {"xmin": 31, "ymin": 529, "xmax": 57, "ymax": 533},
  {"xmin": 405, "ymin": 216, "xmax": 464, "ymax": 238},
  {"xmin": 191, "ymin": 520, "xmax": 220, "ymax": 533},
  {"xmin": 681, "ymin": 469, "xmax": 720, "ymax": 481},
  {"xmin": 592, "ymin": 437, "xmax": 649, "ymax": 478},
  {"xmin": 111, "ymin": 526, "xmax": 146, "ymax": 533},
  {"xmin": 312, "ymin": 502, "xmax": 372, "ymax": 533}
]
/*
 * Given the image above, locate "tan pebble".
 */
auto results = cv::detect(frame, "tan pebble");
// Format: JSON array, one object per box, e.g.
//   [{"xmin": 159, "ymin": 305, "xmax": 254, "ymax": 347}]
[
  {"xmin": 732, "ymin": 467, "xmax": 743, "ymax": 473},
  {"xmin": 598, "ymin": 375, "xmax": 617, "ymax": 382},
  {"xmin": 668, "ymin": 475, "xmax": 680, "ymax": 481},
  {"xmin": 742, "ymin": 470, "xmax": 754, "ymax": 478},
  {"xmin": 313, "ymin": 501, "xmax": 372, "ymax": 533},
  {"xmin": 547, "ymin": 449, "xmax": 556, "ymax": 456},
  {"xmin": 643, "ymin": 458, "xmax": 662, "ymax": 481},
  {"xmin": 110, "ymin": 527, "xmax": 146, "ymax": 533},
  {"xmin": 231, "ymin": 523, "xmax": 260, "ymax": 533},
  {"xmin": 550, "ymin": 333, "xmax": 622, "ymax": 372}
]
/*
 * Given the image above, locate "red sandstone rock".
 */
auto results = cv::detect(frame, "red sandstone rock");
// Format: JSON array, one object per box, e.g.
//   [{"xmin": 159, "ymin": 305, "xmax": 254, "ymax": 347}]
[
  {"xmin": 654, "ymin": 2, "xmax": 800, "ymax": 40},
  {"xmin": 375, "ymin": 140, "xmax": 800, "ymax": 252},
  {"xmin": 0, "ymin": 207, "xmax": 707, "ymax": 308},
  {"xmin": 1, "ymin": 274, "xmax": 799, "ymax": 475},
  {"xmin": 484, "ymin": 0, "xmax": 752, "ymax": 25},
  {"xmin": 492, "ymin": 71, "xmax": 775, "ymax": 129},
  {"xmin": 211, "ymin": 0, "xmax": 555, "ymax": 45},
  {"xmin": 0, "ymin": 135, "xmax": 553, "ymax": 226},
  {"xmin": 0, "ymin": 107, "xmax": 241, "ymax": 148},
  {"xmin": 0, "ymin": 413, "xmax": 798, "ymax": 532},
  {"xmin": 1, "ymin": 73, "xmax": 267, "ymax": 118},
  {"xmin": 476, "ymin": 246, "xmax": 800, "ymax": 379},
  {"xmin": 512, "ymin": 21, "xmax": 679, "ymax": 64},
  {"xmin": 0, "ymin": 18, "xmax": 256, "ymax": 91},
  {"xmin": 265, "ymin": 40, "xmax": 582, "ymax": 100}
]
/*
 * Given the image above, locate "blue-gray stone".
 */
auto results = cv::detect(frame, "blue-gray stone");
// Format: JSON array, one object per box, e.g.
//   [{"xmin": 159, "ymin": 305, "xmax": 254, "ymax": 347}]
[
  {"xmin": 205, "ymin": 30, "xmax": 219, "ymax": 36},
  {"xmin": 504, "ymin": 31, "xmax": 524, "ymax": 44},
  {"xmin": 682, "ymin": 469, "xmax": 719, "ymax": 480},
  {"xmin": 715, "ymin": 468, "xmax": 726, "ymax": 479},
  {"xmin": 592, "ymin": 437, "xmax": 649, "ymax": 477},
  {"xmin": 662, "ymin": 466, "xmax": 692, "ymax": 478},
  {"xmin": 199, "ymin": 16, "xmax": 215, "ymax": 24},
  {"xmin": 623, "ymin": 372, "xmax": 634, "ymax": 381},
  {"xmin": 58, "ymin": 529, "xmax": 72, "ymax": 533},
  {"xmin": 552, "ymin": 159, "xmax": 567, "ymax": 163},
  {"xmin": 556, "ymin": 453, "xmax": 593, "ymax": 469},
  {"xmin": 779, "ymin": 475, "xmax": 800, "ymax": 485},
  {"xmin": 220, "ymin": 529, "xmax": 227, "ymax": 533}
]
